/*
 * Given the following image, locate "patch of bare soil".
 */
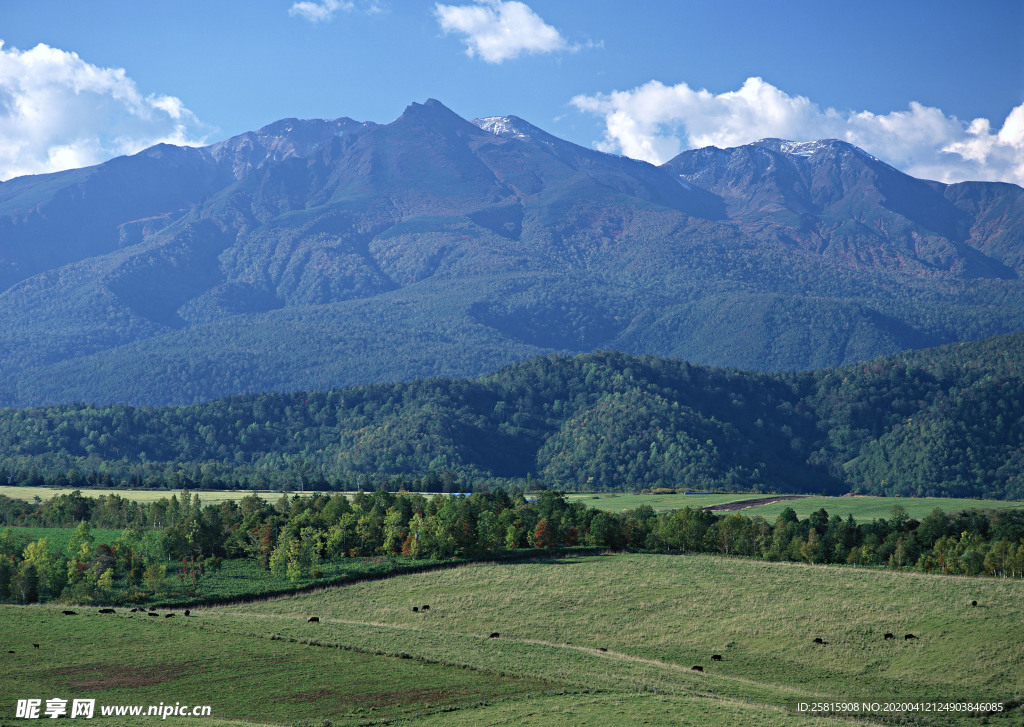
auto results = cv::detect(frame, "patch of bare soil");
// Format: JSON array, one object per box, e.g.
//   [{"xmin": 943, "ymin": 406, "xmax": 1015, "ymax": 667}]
[{"xmin": 58, "ymin": 664, "xmax": 188, "ymax": 690}]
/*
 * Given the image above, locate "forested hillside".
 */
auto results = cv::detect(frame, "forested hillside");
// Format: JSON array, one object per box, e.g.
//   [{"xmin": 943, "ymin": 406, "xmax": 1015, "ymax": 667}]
[{"xmin": 2, "ymin": 332, "xmax": 1022, "ymax": 499}]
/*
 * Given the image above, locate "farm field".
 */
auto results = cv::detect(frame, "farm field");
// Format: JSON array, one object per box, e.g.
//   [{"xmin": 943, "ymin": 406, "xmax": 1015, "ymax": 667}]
[
  {"xmin": 565, "ymin": 492, "xmax": 764, "ymax": 512},
  {"xmin": 570, "ymin": 492, "xmax": 1024, "ymax": 520},
  {"xmin": 0, "ymin": 486, "xmax": 329, "ymax": 505},
  {"xmin": 710, "ymin": 495, "xmax": 1024, "ymax": 521},
  {"xmin": 4, "ymin": 553, "xmax": 1021, "ymax": 726}
]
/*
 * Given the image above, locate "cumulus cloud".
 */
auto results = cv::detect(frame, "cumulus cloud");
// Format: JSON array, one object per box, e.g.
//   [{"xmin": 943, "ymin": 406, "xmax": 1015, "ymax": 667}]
[
  {"xmin": 571, "ymin": 77, "xmax": 1024, "ymax": 186},
  {"xmin": 435, "ymin": 0, "xmax": 572, "ymax": 63},
  {"xmin": 0, "ymin": 42, "xmax": 208, "ymax": 181}
]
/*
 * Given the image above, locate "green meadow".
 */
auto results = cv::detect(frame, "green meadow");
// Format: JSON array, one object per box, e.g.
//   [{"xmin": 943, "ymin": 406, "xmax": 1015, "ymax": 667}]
[
  {"xmin": 570, "ymin": 492, "xmax": 1024, "ymax": 520},
  {"xmin": 565, "ymin": 492, "xmax": 761, "ymax": 512},
  {"xmin": 3, "ymin": 552, "xmax": 1021, "ymax": 726},
  {"xmin": 0, "ymin": 486, "xmax": 316, "ymax": 505}
]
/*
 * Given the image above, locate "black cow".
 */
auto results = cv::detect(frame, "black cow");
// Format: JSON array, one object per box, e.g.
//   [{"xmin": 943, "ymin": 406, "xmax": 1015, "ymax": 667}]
[
  {"xmin": 884, "ymin": 633, "xmax": 895, "ymax": 639},
  {"xmin": 147, "ymin": 612, "xmax": 159, "ymax": 617},
  {"xmin": 813, "ymin": 637, "xmax": 824, "ymax": 644},
  {"xmin": 307, "ymin": 616, "xmax": 319, "ymax": 623},
  {"xmin": 422, "ymin": 605, "xmax": 430, "ymax": 611},
  {"xmin": 412, "ymin": 607, "xmax": 419, "ymax": 612},
  {"xmin": 62, "ymin": 610, "xmax": 76, "ymax": 616},
  {"xmin": 184, "ymin": 610, "xmax": 190, "ymax": 617},
  {"xmin": 711, "ymin": 654, "xmax": 722, "ymax": 661},
  {"xmin": 33, "ymin": 644, "xmax": 39, "ymax": 649},
  {"xmin": 971, "ymin": 600, "xmax": 978, "ymax": 607},
  {"xmin": 904, "ymin": 633, "xmax": 917, "ymax": 640},
  {"xmin": 597, "ymin": 647, "xmax": 607, "ymax": 652},
  {"xmin": 165, "ymin": 613, "xmax": 174, "ymax": 618},
  {"xmin": 489, "ymin": 632, "xmax": 499, "ymax": 639},
  {"xmin": 98, "ymin": 608, "xmax": 115, "ymax": 614},
  {"xmin": 692, "ymin": 666, "xmax": 703, "ymax": 672},
  {"xmin": 148, "ymin": 607, "xmax": 156, "ymax": 612}
]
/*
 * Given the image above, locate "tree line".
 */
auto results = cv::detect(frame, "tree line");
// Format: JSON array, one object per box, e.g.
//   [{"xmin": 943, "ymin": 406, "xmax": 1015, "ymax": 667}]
[{"xmin": 2, "ymin": 489, "xmax": 1024, "ymax": 605}]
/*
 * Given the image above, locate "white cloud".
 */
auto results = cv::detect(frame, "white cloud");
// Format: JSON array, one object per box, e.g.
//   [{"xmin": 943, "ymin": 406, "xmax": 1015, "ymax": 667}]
[
  {"xmin": 288, "ymin": 0, "xmax": 383, "ymax": 23},
  {"xmin": 571, "ymin": 77, "xmax": 1024, "ymax": 186},
  {"xmin": 435, "ymin": 0, "xmax": 570, "ymax": 63},
  {"xmin": 289, "ymin": 0, "xmax": 354, "ymax": 22},
  {"xmin": 0, "ymin": 41, "xmax": 208, "ymax": 181}
]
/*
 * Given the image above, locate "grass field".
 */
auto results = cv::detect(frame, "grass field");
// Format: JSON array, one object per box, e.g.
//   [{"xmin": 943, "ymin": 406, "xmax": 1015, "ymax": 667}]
[
  {"xmin": 4, "ymin": 552, "xmax": 1021, "ymax": 726},
  {"xmin": 570, "ymin": 492, "xmax": 1024, "ymax": 520},
  {"xmin": 0, "ymin": 486, "xmax": 325, "ymax": 505},
  {"xmin": 565, "ymin": 492, "xmax": 763, "ymax": 512},
  {"xmin": 710, "ymin": 495, "xmax": 1024, "ymax": 521}
]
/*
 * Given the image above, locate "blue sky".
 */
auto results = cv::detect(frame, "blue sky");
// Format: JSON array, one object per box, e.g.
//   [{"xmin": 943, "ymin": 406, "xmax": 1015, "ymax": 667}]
[{"xmin": 2, "ymin": 0, "xmax": 1022, "ymax": 183}]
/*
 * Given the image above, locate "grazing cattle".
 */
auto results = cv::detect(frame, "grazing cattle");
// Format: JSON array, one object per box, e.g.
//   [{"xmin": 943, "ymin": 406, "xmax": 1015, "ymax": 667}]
[
  {"xmin": 597, "ymin": 648, "xmax": 607, "ymax": 652},
  {"xmin": 164, "ymin": 614, "xmax": 174, "ymax": 618},
  {"xmin": 148, "ymin": 607, "xmax": 156, "ymax": 612},
  {"xmin": 7, "ymin": 650, "xmax": 14, "ymax": 654},
  {"xmin": 307, "ymin": 616, "xmax": 319, "ymax": 623},
  {"xmin": 812, "ymin": 637, "xmax": 824, "ymax": 644},
  {"xmin": 147, "ymin": 613, "xmax": 159, "ymax": 618},
  {"xmin": 33, "ymin": 644, "xmax": 39, "ymax": 649},
  {"xmin": 971, "ymin": 600, "xmax": 978, "ymax": 607},
  {"xmin": 711, "ymin": 654, "xmax": 722, "ymax": 661},
  {"xmin": 184, "ymin": 610, "xmax": 190, "ymax": 617},
  {"xmin": 489, "ymin": 632, "xmax": 500, "ymax": 639},
  {"xmin": 884, "ymin": 633, "xmax": 895, "ymax": 640},
  {"xmin": 98, "ymin": 608, "xmax": 115, "ymax": 614},
  {"xmin": 62, "ymin": 610, "xmax": 76, "ymax": 616},
  {"xmin": 422, "ymin": 605, "xmax": 430, "ymax": 611},
  {"xmin": 691, "ymin": 666, "xmax": 703, "ymax": 672},
  {"xmin": 904, "ymin": 633, "xmax": 917, "ymax": 640},
  {"xmin": 412, "ymin": 607, "xmax": 418, "ymax": 612}
]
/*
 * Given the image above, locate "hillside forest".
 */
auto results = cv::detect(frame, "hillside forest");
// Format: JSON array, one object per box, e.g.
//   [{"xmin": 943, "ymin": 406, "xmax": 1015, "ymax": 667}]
[{"xmin": 2, "ymin": 332, "xmax": 1024, "ymax": 500}]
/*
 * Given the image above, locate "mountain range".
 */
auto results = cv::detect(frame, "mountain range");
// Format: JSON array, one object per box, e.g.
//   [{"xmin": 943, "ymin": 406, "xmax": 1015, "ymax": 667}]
[{"xmin": 1, "ymin": 99, "xmax": 1022, "ymax": 407}]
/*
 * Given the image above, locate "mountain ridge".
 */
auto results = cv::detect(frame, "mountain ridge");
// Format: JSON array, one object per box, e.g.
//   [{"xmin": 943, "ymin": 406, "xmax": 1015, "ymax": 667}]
[{"xmin": 1, "ymin": 100, "xmax": 1022, "ymax": 407}]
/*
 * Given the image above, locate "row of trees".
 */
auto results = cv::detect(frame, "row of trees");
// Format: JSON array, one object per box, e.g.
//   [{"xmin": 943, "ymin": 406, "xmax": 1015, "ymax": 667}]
[{"xmin": 2, "ymin": 488, "xmax": 1024, "ymax": 604}]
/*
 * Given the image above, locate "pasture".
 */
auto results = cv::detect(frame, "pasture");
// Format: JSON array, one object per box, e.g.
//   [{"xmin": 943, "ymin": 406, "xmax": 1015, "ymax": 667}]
[
  {"xmin": 0, "ymin": 486, "xmax": 324, "ymax": 505},
  {"xmin": 4, "ymin": 552, "xmax": 1021, "ymax": 725},
  {"xmin": 711, "ymin": 495, "xmax": 1024, "ymax": 521},
  {"xmin": 570, "ymin": 491, "xmax": 1024, "ymax": 520},
  {"xmin": 565, "ymin": 491, "xmax": 763, "ymax": 512}
]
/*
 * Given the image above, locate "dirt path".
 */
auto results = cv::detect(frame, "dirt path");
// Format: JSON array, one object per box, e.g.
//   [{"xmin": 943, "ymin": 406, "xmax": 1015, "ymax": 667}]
[{"xmin": 705, "ymin": 495, "xmax": 806, "ymax": 512}]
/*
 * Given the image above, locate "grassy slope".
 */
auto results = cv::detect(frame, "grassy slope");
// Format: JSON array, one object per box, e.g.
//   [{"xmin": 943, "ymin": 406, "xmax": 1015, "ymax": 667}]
[
  {"xmin": 5, "ymin": 552, "xmax": 1022, "ymax": 725},
  {"xmin": 205, "ymin": 553, "xmax": 1021, "ymax": 725},
  {"xmin": 714, "ymin": 496, "xmax": 1024, "ymax": 521},
  {"xmin": 571, "ymin": 492, "xmax": 1024, "ymax": 520}
]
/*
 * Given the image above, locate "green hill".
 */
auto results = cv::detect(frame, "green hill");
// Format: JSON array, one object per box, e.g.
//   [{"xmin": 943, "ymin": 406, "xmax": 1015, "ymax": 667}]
[{"xmin": 2, "ymin": 332, "xmax": 1023, "ymax": 499}]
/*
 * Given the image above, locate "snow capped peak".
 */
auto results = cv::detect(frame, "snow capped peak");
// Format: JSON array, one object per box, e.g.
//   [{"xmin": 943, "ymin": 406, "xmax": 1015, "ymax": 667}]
[
  {"xmin": 754, "ymin": 138, "xmax": 881, "ymax": 164},
  {"xmin": 472, "ymin": 116, "xmax": 537, "ymax": 140}
]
